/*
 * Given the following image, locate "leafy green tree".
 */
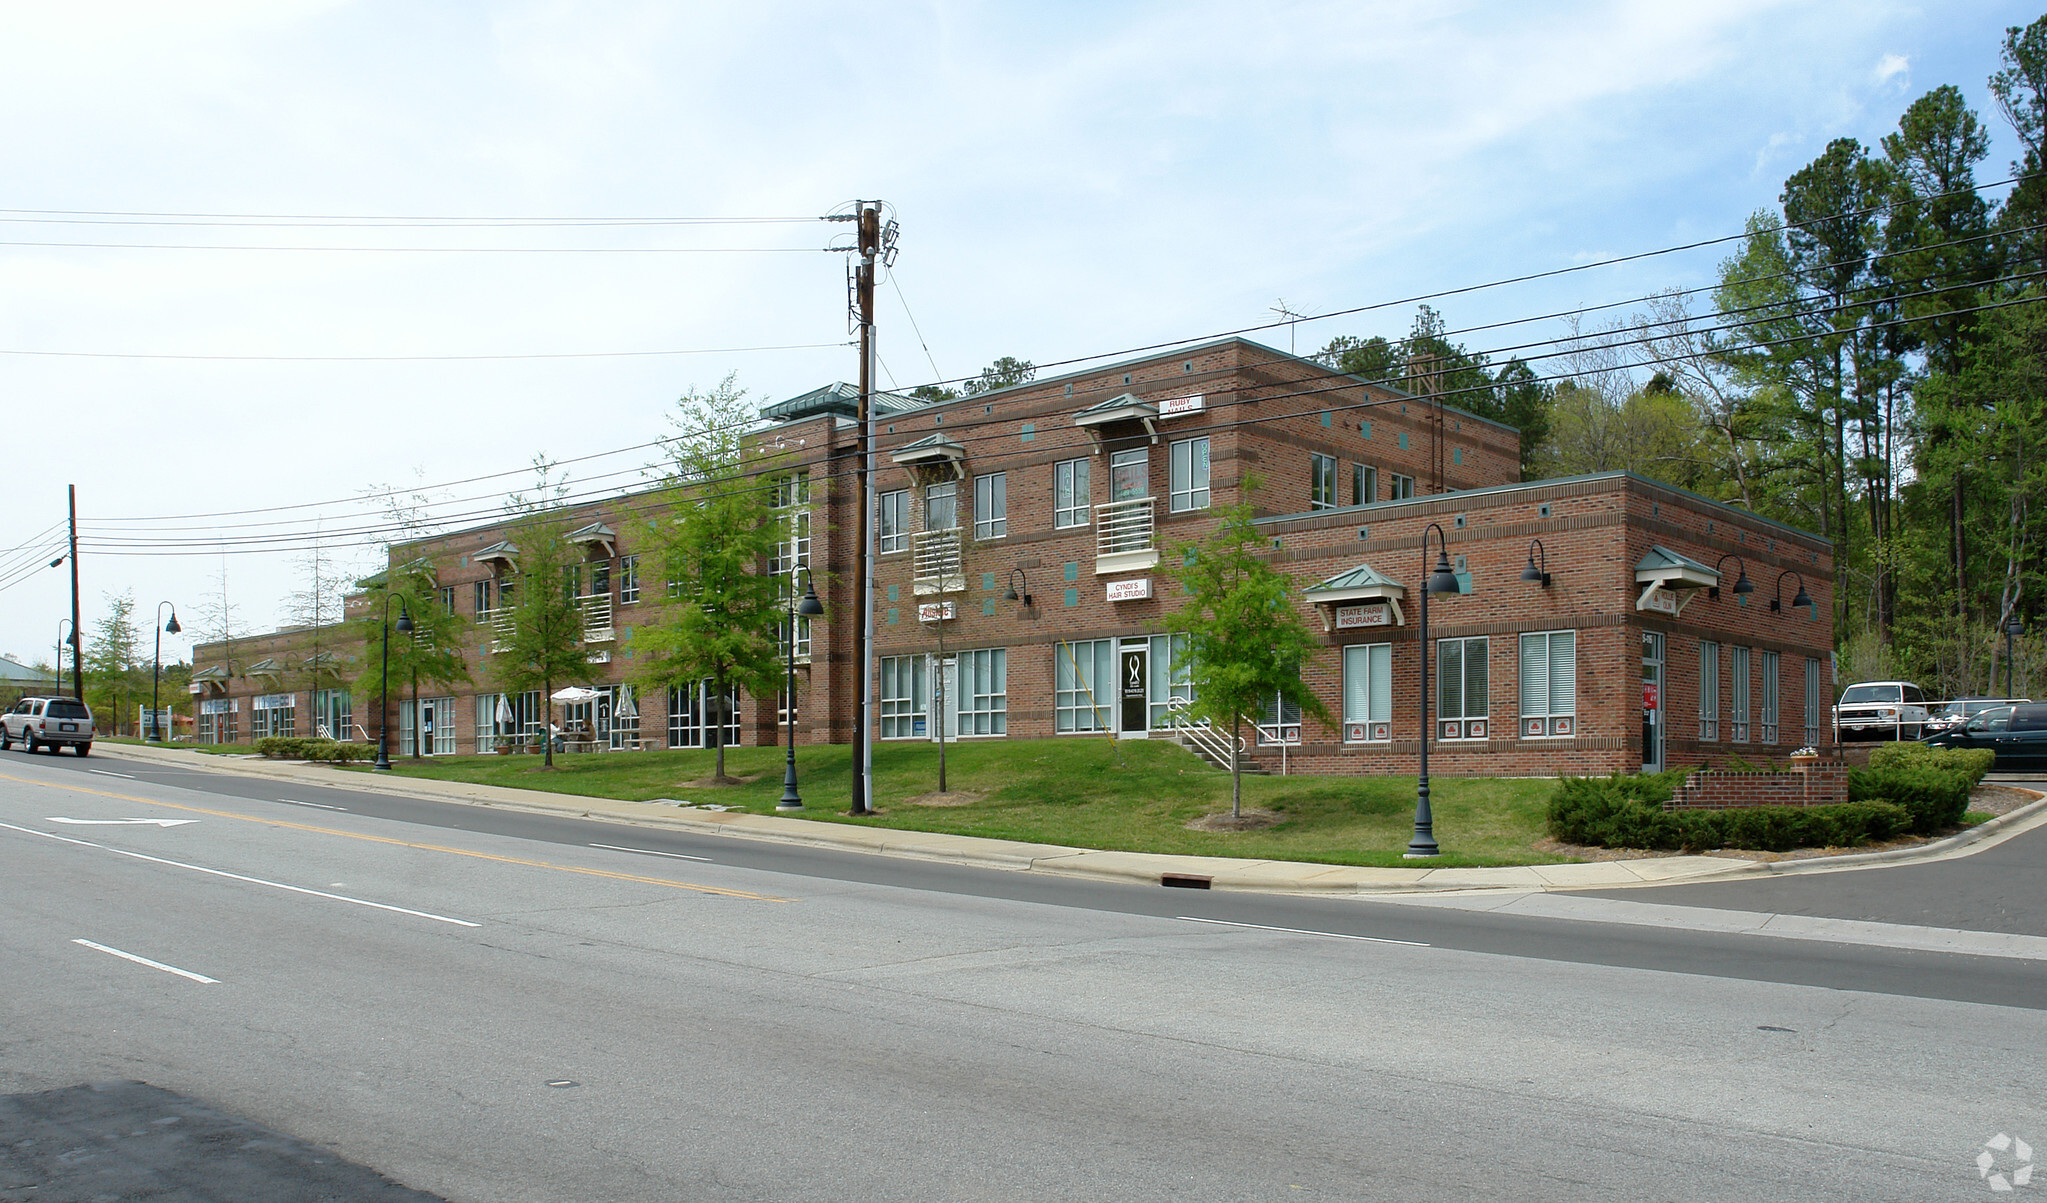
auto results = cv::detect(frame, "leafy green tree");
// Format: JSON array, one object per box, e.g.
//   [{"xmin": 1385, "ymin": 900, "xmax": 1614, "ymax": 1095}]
[
  {"xmin": 354, "ymin": 564, "xmax": 472, "ymax": 757},
  {"xmin": 1991, "ymin": 16, "xmax": 2047, "ymax": 278},
  {"xmin": 1167, "ymin": 490, "xmax": 1331, "ymax": 818},
  {"xmin": 488, "ymin": 515, "xmax": 588, "ymax": 769},
  {"xmin": 85, "ymin": 591, "xmax": 143, "ymax": 733},
  {"xmin": 635, "ymin": 383, "xmax": 791, "ymax": 784},
  {"xmin": 960, "ymin": 356, "xmax": 1036, "ymax": 395}
]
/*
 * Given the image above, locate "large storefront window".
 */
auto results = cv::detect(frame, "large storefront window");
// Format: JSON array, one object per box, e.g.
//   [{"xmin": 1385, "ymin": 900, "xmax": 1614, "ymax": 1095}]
[
  {"xmin": 1342, "ymin": 643, "xmax": 1392, "ymax": 743},
  {"xmin": 957, "ymin": 648, "xmax": 1007, "ymax": 735},
  {"xmin": 198, "ymin": 698, "xmax": 238, "ymax": 744},
  {"xmin": 1055, "ymin": 639, "xmax": 1116, "ymax": 732},
  {"xmin": 668, "ymin": 681, "xmax": 741, "ymax": 748},
  {"xmin": 880, "ymin": 655, "xmax": 927, "ymax": 739},
  {"xmin": 251, "ymin": 693, "xmax": 295, "ymax": 741},
  {"xmin": 1437, "ymin": 636, "xmax": 1488, "ymax": 741},
  {"xmin": 1518, "ymin": 631, "xmax": 1576, "ymax": 738},
  {"xmin": 399, "ymin": 696, "xmax": 457, "ymax": 756},
  {"xmin": 311, "ymin": 688, "xmax": 352, "ymax": 741},
  {"xmin": 1146, "ymin": 633, "xmax": 1193, "ymax": 729}
]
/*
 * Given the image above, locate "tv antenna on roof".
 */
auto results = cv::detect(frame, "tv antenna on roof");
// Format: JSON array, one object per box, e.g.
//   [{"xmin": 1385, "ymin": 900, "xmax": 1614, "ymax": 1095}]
[{"xmin": 1270, "ymin": 299, "xmax": 1309, "ymax": 355}]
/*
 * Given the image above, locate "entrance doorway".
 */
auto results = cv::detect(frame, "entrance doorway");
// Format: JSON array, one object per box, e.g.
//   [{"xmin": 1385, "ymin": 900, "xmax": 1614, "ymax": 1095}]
[
  {"xmin": 1118, "ymin": 643, "xmax": 1149, "ymax": 738},
  {"xmin": 1642, "ymin": 631, "xmax": 1664, "ymax": 772}
]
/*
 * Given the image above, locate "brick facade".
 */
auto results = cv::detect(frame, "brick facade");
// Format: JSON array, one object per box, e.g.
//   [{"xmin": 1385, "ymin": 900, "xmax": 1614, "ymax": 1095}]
[
  {"xmin": 189, "ymin": 337, "xmax": 1837, "ymax": 777},
  {"xmin": 1666, "ymin": 762, "xmax": 1849, "ymax": 810}
]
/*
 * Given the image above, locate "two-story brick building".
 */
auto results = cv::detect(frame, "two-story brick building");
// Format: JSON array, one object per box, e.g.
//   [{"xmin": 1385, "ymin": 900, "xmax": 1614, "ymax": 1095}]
[{"xmin": 191, "ymin": 336, "xmax": 1836, "ymax": 775}]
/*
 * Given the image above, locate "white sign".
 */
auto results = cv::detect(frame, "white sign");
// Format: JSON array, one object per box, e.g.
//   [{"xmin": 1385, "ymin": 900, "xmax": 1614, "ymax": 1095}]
[
  {"xmin": 1158, "ymin": 394, "xmax": 1205, "ymax": 417},
  {"xmin": 1334, "ymin": 603, "xmax": 1390, "ymax": 629},
  {"xmin": 1104, "ymin": 578, "xmax": 1152, "ymax": 602},
  {"xmin": 1637, "ymin": 586, "xmax": 1679, "ymax": 614},
  {"xmin": 918, "ymin": 602, "xmax": 956, "ymax": 622},
  {"xmin": 585, "ymin": 649, "xmax": 612, "ymax": 664}
]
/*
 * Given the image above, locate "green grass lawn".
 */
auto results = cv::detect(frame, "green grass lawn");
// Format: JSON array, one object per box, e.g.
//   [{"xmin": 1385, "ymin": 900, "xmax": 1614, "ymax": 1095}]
[{"xmin": 350, "ymin": 737, "xmax": 1567, "ymax": 868}]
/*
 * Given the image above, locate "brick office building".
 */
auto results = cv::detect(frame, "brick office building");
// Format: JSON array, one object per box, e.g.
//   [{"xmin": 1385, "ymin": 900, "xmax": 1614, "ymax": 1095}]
[{"xmin": 190, "ymin": 337, "xmax": 1835, "ymax": 775}]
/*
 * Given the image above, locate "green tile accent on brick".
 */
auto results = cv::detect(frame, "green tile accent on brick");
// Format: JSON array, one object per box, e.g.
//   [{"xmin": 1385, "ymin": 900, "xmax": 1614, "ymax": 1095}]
[
  {"xmin": 1361, "ymin": 420, "xmax": 1372, "ymax": 439},
  {"xmin": 1398, "ymin": 432, "xmax": 1409, "ymax": 450},
  {"xmin": 1020, "ymin": 423, "xmax": 1035, "ymax": 442},
  {"xmin": 887, "ymin": 584, "xmax": 899, "ymax": 602},
  {"xmin": 1064, "ymin": 587, "xmax": 1079, "ymax": 607},
  {"xmin": 982, "ymin": 598, "xmax": 996, "ymax": 616},
  {"xmin": 1064, "ymin": 561, "xmax": 1079, "ymax": 582},
  {"xmin": 1453, "ymin": 447, "xmax": 1463, "ymax": 465},
  {"xmin": 886, "ymin": 608, "xmax": 899, "ymax": 625},
  {"xmin": 1320, "ymin": 411, "xmax": 1332, "ymax": 427},
  {"xmin": 982, "ymin": 572, "xmax": 996, "ymax": 592}
]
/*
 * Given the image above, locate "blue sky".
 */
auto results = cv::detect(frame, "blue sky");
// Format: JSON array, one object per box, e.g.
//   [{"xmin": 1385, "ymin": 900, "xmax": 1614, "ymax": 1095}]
[{"xmin": 0, "ymin": 0, "xmax": 2036, "ymax": 667}]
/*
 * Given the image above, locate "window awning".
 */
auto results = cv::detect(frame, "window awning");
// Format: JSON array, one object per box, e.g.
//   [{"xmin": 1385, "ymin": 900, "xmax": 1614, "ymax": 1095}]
[
  {"xmin": 1302, "ymin": 562, "xmax": 1408, "ymax": 630},
  {"xmin": 1634, "ymin": 545, "xmax": 1719, "ymax": 615},
  {"xmin": 243, "ymin": 658, "xmax": 282, "ymax": 680},
  {"xmin": 1073, "ymin": 392, "xmax": 1159, "ymax": 447},
  {"xmin": 889, "ymin": 434, "xmax": 967, "ymax": 480},
  {"xmin": 474, "ymin": 540, "xmax": 519, "ymax": 572},
  {"xmin": 567, "ymin": 522, "xmax": 618, "ymax": 559}
]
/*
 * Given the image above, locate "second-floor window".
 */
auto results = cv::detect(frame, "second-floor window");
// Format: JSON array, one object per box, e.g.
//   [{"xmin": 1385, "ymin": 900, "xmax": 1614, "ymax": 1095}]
[
  {"xmin": 1110, "ymin": 448, "xmax": 1148, "ymax": 501},
  {"xmin": 473, "ymin": 580, "xmax": 492, "ymax": 615},
  {"xmin": 878, "ymin": 489, "xmax": 909, "ymax": 553},
  {"xmin": 1390, "ymin": 473, "xmax": 1416, "ymax": 500},
  {"xmin": 1353, "ymin": 463, "xmax": 1376, "ymax": 506},
  {"xmin": 974, "ymin": 472, "xmax": 1007, "ymax": 540},
  {"xmin": 926, "ymin": 481, "xmax": 958, "ymax": 531},
  {"xmin": 1170, "ymin": 437, "xmax": 1209, "ymax": 512},
  {"xmin": 619, "ymin": 554, "xmax": 640, "ymax": 605},
  {"xmin": 1310, "ymin": 453, "xmax": 1338, "ymax": 510},
  {"xmin": 439, "ymin": 586, "xmax": 455, "ymax": 614},
  {"xmin": 1054, "ymin": 459, "xmax": 1090, "ymax": 528}
]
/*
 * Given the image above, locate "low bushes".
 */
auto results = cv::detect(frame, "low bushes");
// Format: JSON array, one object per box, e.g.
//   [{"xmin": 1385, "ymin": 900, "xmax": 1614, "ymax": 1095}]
[
  {"xmin": 1851, "ymin": 742, "xmax": 1993, "ymax": 834},
  {"xmin": 1546, "ymin": 774, "xmax": 1911, "ymax": 852},
  {"xmin": 254, "ymin": 737, "xmax": 375, "ymax": 763}
]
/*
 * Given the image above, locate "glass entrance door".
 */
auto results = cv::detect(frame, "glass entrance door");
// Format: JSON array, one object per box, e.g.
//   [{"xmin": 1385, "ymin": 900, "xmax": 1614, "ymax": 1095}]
[
  {"xmin": 1642, "ymin": 631, "xmax": 1664, "ymax": 772},
  {"xmin": 1118, "ymin": 644, "xmax": 1149, "ymax": 738}
]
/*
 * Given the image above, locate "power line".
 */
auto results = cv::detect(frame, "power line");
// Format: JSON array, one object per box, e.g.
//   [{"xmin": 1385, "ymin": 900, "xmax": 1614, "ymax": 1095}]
[
  {"xmin": 0, "ymin": 239, "xmax": 839, "ymax": 254},
  {"xmin": 0, "ymin": 339, "xmax": 852, "ymax": 364}
]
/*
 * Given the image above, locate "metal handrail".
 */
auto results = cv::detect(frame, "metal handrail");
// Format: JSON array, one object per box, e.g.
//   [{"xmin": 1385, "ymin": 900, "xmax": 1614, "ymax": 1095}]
[
  {"xmin": 1165, "ymin": 696, "xmax": 1242, "ymax": 769},
  {"xmin": 1096, "ymin": 497, "xmax": 1155, "ymax": 557},
  {"xmin": 912, "ymin": 528, "xmax": 963, "ymax": 587},
  {"xmin": 581, "ymin": 594, "xmax": 614, "ymax": 639}
]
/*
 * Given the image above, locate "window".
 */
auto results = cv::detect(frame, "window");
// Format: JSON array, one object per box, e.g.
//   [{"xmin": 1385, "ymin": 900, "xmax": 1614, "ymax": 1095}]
[
  {"xmin": 1055, "ymin": 639, "xmax": 1116, "ymax": 732},
  {"xmin": 667, "ymin": 681, "xmax": 741, "ymax": 748},
  {"xmin": 473, "ymin": 580, "xmax": 492, "ymax": 616},
  {"xmin": 958, "ymin": 648, "xmax": 1007, "ymax": 735},
  {"xmin": 1352, "ymin": 463, "xmax": 1376, "ymax": 506},
  {"xmin": 1258, "ymin": 691, "xmax": 1303, "ymax": 745},
  {"xmin": 1805, "ymin": 657, "xmax": 1823, "ymax": 746},
  {"xmin": 771, "ymin": 472, "xmax": 810, "ymax": 509},
  {"xmin": 1437, "ymin": 636, "xmax": 1489, "ymax": 740},
  {"xmin": 1759, "ymin": 650, "xmax": 1780, "ymax": 744},
  {"xmin": 198, "ymin": 697, "xmax": 237, "ymax": 745},
  {"xmin": 925, "ymin": 481, "xmax": 958, "ymax": 531},
  {"xmin": 1389, "ymin": 474, "xmax": 1416, "ymax": 500},
  {"xmin": 400, "ymin": 696, "xmax": 457, "ymax": 757},
  {"xmin": 563, "ymin": 564, "xmax": 582, "ymax": 601},
  {"xmin": 1147, "ymin": 633, "xmax": 1194, "ymax": 729},
  {"xmin": 1518, "ymin": 631, "xmax": 1576, "ymax": 737},
  {"xmin": 1310, "ymin": 453, "xmax": 1338, "ymax": 510},
  {"xmin": 251, "ymin": 693, "xmax": 295, "ymax": 741},
  {"xmin": 497, "ymin": 578, "xmax": 516, "ymax": 610},
  {"xmin": 880, "ymin": 655, "xmax": 927, "ymax": 739},
  {"xmin": 1731, "ymin": 645, "xmax": 1751, "ymax": 743},
  {"xmin": 973, "ymin": 472, "xmax": 1007, "ymax": 540},
  {"xmin": 1698, "ymin": 641, "xmax": 1720, "ymax": 741},
  {"xmin": 311, "ymin": 689, "xmax": 352, "ymax": 741},
  {"xmin": 608, "ymin": 684, "xmax": 640, "ymax": 750},
  {"xmin": 1109, "ymin": 448, "xmax": 1148, "ymax": 501},
  {"xmin": 1169, "ymin": 438, "xmax": 1210, "ymax": 512},
  {"xmin": 619, "ymin": 554, "xmax": 640, "ymax": 605},
  {"xmin": 438, "ymin": 586, "xmax": 456, "ymax": 614},
  {"xmin": 1342, "ymin": 643, "xmax": 1393, "ymax": 742},
  {"xmin": 878, "ymin": 489, "xmax": 909, "ymax": 554},
  {"xmin": 1054, "ymin": 459, "xmax": 1090, "ymax": 528},
  {"xmin": 590, "ymin": 561, "xmax": 611, "ymax": 597}
]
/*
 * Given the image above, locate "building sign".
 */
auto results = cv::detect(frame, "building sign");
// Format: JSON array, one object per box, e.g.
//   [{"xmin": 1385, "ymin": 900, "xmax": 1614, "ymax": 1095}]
[
  {"xmin": 1104, "ymin": 578, "xmax": 1152, "ymax": 602},
  {"xmin": 1334, "ymin": 603, "xmax": 1390, "ymax": 629},
  {"xmin": 1643, "ymin": 683, "xmax": 1658, "ymax": 710},
  {"xmin": 1637, "ymin": 586, "xmax": 1679, "ymax": 615},
  {"xmin": 918, "ymin": 602, "xmax": 956, "ymax": 622},
  {"xmin": 586, "ymin": 649, "xmax": 612, "ymax": 664},
  {"xmin": 1158, "ymin": 394, "xmax": 1205, "ymax": 417}
]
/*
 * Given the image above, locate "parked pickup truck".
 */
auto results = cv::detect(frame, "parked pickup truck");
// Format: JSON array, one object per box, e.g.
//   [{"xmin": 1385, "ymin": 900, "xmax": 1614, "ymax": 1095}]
[{"xmin": 1833, "ymin": 680, "xmax": 1932, "ymax": 741}]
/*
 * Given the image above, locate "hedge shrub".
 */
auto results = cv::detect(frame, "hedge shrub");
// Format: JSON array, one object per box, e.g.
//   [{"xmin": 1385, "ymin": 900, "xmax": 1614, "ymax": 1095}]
[
  {"xmin": 1546, "ymin": 774, "xmax": 1912, "ymax": 852},
  {"xmin": 254, "ymin": 737, "xmax": 374, "ymax": 763}
]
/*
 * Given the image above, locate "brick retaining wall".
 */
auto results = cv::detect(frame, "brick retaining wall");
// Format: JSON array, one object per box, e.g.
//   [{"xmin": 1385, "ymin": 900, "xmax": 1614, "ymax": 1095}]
[{"xmin": 1665, "ymin": 761, "xmax": 1848, "ymax": 810}]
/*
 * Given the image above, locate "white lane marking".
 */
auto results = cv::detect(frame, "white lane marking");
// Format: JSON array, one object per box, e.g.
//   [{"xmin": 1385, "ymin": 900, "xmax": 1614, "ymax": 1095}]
[
  {"xmin": 0, "ymin": 820, "xmax": 479, "ymax": 928},
  {"xmin": 277, "ymin": 799, "xmax": 346, "ymax": 811},
  {"xmin": 72, "ymin": 939, "xmax": 217, "ymax": 984},
  {"xmin": 588, "ymin": 843, "xmax": 712, "ymax": 862},
  {"xmin": 1176, "ymin": 915, "xmax": 1431, "ymax": 947},
  {"xmin": 47, "ymin": 818, "xmax": 197, "ymax": 827},
  {"xmin": 86, "ymin": 769, "xmax": 136, "ymax": 779}
]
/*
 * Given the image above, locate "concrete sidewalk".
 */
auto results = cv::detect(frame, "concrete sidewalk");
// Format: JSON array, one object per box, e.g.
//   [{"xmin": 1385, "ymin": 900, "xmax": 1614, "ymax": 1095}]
[{"xmin": 88, "ymin": 742, "xmax": 2047, "ymax": 896}]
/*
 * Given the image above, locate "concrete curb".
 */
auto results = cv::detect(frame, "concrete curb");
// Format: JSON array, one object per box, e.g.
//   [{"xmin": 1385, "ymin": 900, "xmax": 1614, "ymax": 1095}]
[{"xmin": 83, "ymin": 742, "xmax": 2041, "ymax": 896}]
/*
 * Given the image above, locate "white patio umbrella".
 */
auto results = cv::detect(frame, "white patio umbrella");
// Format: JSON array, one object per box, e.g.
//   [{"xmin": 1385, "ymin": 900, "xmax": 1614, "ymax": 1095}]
[
  {"xmin": 494, "ymin": 694, "xmax": 513, "ymax": 727},
  {"xmin": 615, "ymin": 690, "xmax": 637, "ymax": 719},
  {"xmin": 551, "ymin": 686, "xmax": 601, "ymax": 703}
]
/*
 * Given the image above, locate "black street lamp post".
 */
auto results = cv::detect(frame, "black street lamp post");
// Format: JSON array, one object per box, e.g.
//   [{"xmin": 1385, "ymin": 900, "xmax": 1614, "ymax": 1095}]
[
  {"xmin": 1407, "ymin": 523, "xmax": 1463, "ymax": 859},
  {"xmin": 779, "ymin": 570, "xmax": 825, "ymax": 811},
  {"xmin": 151, "ymin": 602, "xmax": 180, "ymax": 743},
  {"xmin": 55, "ymin": 619, "xmax": 73, "ymax": 700},
  {"xmin": 374, "ymin": 594, "xmax": 412, "ymax": 772}
]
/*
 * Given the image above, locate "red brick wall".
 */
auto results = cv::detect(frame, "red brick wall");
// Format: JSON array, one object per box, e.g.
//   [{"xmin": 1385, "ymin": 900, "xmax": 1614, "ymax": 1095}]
[{"xmin": 1665, "ymin": 762, "xmax": 1849, "ymax": 810}]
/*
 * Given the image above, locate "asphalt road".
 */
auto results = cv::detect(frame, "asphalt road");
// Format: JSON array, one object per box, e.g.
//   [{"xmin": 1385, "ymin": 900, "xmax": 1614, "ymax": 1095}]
[{"xmin": 3, "ymin": 748, "xmax": 2044, "ymax": 1200}]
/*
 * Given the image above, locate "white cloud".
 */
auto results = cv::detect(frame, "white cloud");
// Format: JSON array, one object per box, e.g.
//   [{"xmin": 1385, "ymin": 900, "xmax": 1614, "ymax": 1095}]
[{"xmin": 1874, "ymin": 51, "xmax": 1911, "ymax": 85}]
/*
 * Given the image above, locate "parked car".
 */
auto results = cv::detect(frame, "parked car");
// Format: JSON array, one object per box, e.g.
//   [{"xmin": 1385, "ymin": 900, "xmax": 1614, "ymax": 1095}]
[
  {"xmin": 1924, "ymin": 697, "xmax": 2032, "ymax": 736},
  {"xmin": 1833, "ymin": 680, "xmax": 1933, "ymax": 741},
  {"xmin": 1920, "ymin": 703, "xmax": 2047, "ymax": 772},
  {"xmin": 0, "ymin": 695, "xmax": 96, "ymax": 755}
]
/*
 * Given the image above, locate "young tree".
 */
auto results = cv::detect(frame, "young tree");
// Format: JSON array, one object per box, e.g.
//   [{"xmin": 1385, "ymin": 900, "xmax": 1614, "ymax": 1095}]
[
  {"xmin": 636, "ymin": 382, "xmax": 791, "ymax": 784},
  {"xmin": 192, "ymin": 559, "xmax": 246, "ymax": 676},
  {"xmin": 353, "ymin": 564, "xmax": 471, "ymax": 756},
  {"xmin": 288, "ymin": 528, "xmax": 351, "ymax": 714},
  {"xmin": 85, "ymin": 591, "xmax": 142, "ymax": 733},
  {"xmin": 1166, "ymin": 490, "xmax": 1331, "ymax": 818}
]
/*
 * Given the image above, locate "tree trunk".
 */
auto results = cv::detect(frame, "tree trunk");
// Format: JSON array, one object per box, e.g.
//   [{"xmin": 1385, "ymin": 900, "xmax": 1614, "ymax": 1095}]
[
  {"xmin": 712, "ymin": 676, "xmax": 727, "ymax": 781},
  {"xmin": 543, "ymin": 677, "xmax": 555, "ymax": 769},
  {"xmin": 1229, "ymin": 714, "xmax": 1243, "ymax": 819},
  {"xmin": 410, "ymin": 669, "xmax": 420, "ymax": 759}
]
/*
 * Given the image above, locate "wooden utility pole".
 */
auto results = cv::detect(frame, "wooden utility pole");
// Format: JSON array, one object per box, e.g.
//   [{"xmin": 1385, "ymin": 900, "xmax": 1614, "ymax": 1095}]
[
  {"xmin": 68, "ymin": 484, "xmax": 81, "ymax": 701},
  {"xmin": 851, "ymin": 203, "xmax": 880, "ymax": 815}
]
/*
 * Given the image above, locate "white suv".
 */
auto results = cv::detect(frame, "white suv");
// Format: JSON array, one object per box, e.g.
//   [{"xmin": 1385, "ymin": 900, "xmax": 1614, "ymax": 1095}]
[
  {"xmin": 1, "ymin": 695, "xmax": 96, "ymax": 756},
  {"xmin": 1832, "ymin": 680, "xmax": 1931, "ymax": 742}
]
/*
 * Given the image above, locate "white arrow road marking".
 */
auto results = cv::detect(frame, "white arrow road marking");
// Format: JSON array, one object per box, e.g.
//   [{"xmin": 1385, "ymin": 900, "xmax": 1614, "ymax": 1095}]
[
  {"xmin": 72, "ymin": 939, "xmax": 217, "ymax": 984},
  {"xmin": 86, "ymin": 769, "xmax": 135, "ymax": 779},
  {"xmin": 47, "ymin": 818, "xmax": 197, "ymax": 827},
  {"xmin": 588, "ymin": 843, "xmax": 712, "ymax": 862},
  {"xmin": 277, "ymin": 799, "xmax": 346, "ymax": 811}
]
